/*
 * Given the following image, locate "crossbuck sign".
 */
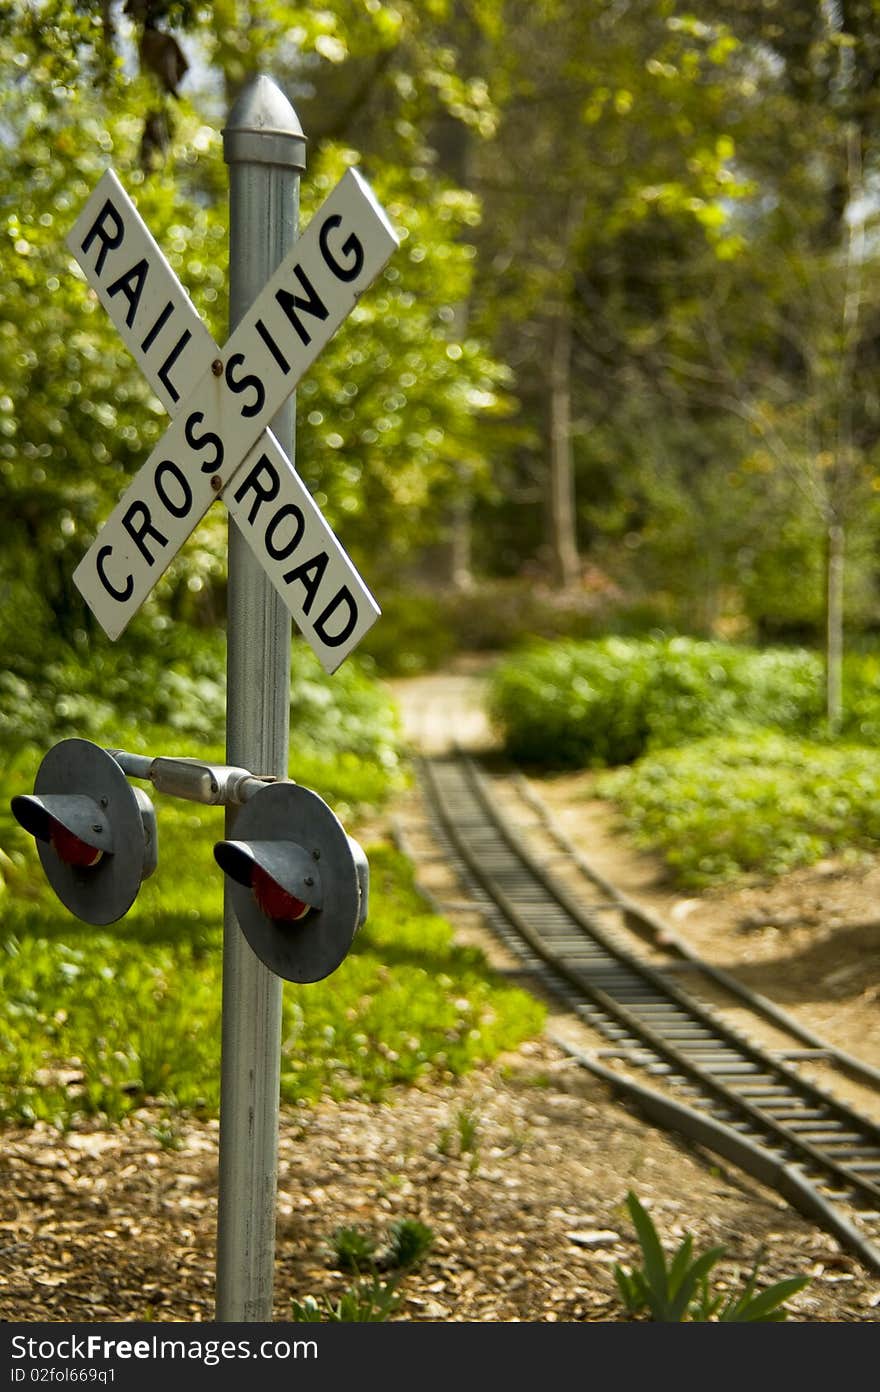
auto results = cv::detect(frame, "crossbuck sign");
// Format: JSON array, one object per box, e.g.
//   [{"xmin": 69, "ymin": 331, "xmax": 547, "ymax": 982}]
[{"xmin": 67, "ymin": 167, "xmax": 399, "ymax": 672}]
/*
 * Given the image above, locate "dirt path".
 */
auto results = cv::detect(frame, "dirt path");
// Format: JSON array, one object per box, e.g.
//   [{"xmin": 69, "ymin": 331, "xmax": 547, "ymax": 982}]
[{"xmin": 386, "ymin": 655, "xmax": 499, "ymax": 756}]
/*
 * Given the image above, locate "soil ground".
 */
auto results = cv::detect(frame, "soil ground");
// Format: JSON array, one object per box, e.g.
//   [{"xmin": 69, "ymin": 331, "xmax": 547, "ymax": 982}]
[{"xmin": 2, "ymin": 659, "xmax": 880, "ymax": 1323}]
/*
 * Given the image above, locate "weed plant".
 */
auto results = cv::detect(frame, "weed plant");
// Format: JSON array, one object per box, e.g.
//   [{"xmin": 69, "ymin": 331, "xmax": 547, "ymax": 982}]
[
  {"xmin": 299, "ymin": 1217, "xmax": 434, "ymax": 1321},
  {"xmin": 327, "ymin": 1217, "xmax": 434, "ymax": 1275},
  {"xmin": 613, "ymin": 1191, "xmax": 810, "ymax": 1321}
]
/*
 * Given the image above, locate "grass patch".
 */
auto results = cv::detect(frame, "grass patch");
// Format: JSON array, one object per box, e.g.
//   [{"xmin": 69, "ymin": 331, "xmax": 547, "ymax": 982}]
[
  {"xmin": 0, "ymin": 735, "xmax": 543, "ymax": 1128},
  {"xmin": 596, "ymin": 730, "xmax": 880, "ymax": 889}
]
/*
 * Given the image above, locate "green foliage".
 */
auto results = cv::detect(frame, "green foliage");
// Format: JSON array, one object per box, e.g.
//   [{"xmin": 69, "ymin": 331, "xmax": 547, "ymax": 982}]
[
  {"xmin": 327, "ymin": 1216, "xmax": 434, "ymax": 1275},
  {"xmin": 290, "ymin": 1276, "xmax": 402, "ymax": 1323},
  {"xmin": 0, "ymin": 624, "xmax": 402, "ymax": 779},
  {"xmin": 303, "ymin": 1214, "xmax": 433, "ymax": 1321},
  {"xmin": 6, "ymin": 0, "xmax": 880, "ymax": 687},
  {"xmin": 358, "ymin": 579, "xmax": 612, "ymax": 678},
  {"xmin": 487, "ymin": 637, "xmax": 825, "ymax": 769},
  {"xmin": 614, "ymin": 1191, "xmax": 727, "ymax": 1322},
  {"xmin": 328, "ymin": 1225, "xmax": 378, "ymax": 1274},
  {"xmin": 383, "ymin": 1217, "xmax": 435, "ymax": 1271},
  {"xmin": 614, "ymin": 1191, "xmax": 809, "ymax": 1322},
  {"xmin": 0, "ymin": 2, "xmax": 512, "ymax": 671},
  {"xmin": 597, "ymin": 731, "xmax": 880, "ymax": 888},
  {"xmin": 358, "ymin": 588, "xmax": 459, "ymax": 676}
]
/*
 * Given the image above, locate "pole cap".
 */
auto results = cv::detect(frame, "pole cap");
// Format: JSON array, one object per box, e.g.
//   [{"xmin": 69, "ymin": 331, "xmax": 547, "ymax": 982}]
[{"xmin": 223, "ymin": 73, "xmax": 307, "ymax": 170}]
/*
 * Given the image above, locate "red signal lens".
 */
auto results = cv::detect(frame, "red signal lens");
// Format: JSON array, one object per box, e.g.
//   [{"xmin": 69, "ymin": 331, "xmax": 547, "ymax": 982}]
[
  {"xmin": 50, "ymin": 823, "xmax": 104, "ymax": 868},
  {"xmin": 251, "ymin": 864, "xmax": 311, "ymax": 922}
]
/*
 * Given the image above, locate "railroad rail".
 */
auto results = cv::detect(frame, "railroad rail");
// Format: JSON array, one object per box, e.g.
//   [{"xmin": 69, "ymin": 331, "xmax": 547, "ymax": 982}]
[{"xmin": 405, "ymin": 752, "xmax": 880, "ymax": 1276}]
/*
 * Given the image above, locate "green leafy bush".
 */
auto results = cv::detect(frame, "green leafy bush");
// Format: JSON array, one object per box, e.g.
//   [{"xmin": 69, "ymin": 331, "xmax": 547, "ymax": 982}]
[
  {"xmin": 487, "ymin": 637, "xmax": 827, "ymax": 769},
  {"xmin": 597, "ymin": 731, "xmax": 880, "ymax": 888},
  {"xmin": 0, "ymin": 624, "xmax": 402, "ymax": 774}
]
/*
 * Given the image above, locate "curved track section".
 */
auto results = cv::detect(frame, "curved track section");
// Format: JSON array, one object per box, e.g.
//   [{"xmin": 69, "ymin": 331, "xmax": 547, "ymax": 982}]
[{"xmin": 414, "ymin": 753, "xmax": 880, "ymax": 1276}]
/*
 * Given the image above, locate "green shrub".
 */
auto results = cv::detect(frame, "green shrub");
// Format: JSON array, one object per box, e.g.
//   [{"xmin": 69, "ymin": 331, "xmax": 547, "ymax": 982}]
[
  {"xmin": 840, "ymin": 649, "xmax": 880, "ymax": 745},
  {"xmin": 596, "ymin": 731, "xmax": 880, "ymax": 888},
  {"xmin": 487, "ymin": 637, "xmax": 826, "ymax": 769},
  {"xmin": 357, "ymin": 587, "xmax": 457, "ymax": 676},
  {"xmin": 0, "ymin": 624, "xmax": 402, "ymax": 774}
]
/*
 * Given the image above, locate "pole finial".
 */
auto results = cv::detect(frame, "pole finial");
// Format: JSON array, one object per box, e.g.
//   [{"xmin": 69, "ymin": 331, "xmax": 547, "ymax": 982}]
[{"xmin": 223, "ymin": 73, "xmax": 306, "ymax": 170}]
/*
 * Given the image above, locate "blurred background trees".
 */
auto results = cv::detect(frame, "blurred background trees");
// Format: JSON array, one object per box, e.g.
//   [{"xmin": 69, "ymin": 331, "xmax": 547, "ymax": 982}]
[{"xmin": 3, "ymin": 1, "xmax": 880, "ymax": 714}]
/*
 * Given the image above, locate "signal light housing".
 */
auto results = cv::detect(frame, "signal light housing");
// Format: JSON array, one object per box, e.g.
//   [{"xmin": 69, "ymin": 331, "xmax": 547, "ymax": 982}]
[
  {"xmin": 214, "ymin": 781, "xmax": 368, "ymax": 983},
  {"xmin": 10, "ymin": 738, "xmax": 157, "ymax": 925}
]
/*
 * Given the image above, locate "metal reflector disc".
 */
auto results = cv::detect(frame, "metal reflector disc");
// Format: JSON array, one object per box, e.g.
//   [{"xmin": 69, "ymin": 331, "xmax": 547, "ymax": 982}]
[
  {"xmin": 219, "ymin": 782, "xmax": 363, "ymax": 983},
  {"xmin": 28, "ymin": 738, "xmax": 151, "ymax": 925}
]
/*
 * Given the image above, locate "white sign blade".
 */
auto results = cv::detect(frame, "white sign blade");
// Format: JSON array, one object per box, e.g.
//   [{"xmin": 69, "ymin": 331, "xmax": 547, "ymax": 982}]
[
  {"xmin": 67, "ymin": 167, "xmax": 392, "ymax": 668},
  {"xmin": 66, "ymin": 169, "xmax": 215, "ymax": 416},
  {"xmin": 224, "ymin": 434, "xmax": 380, "ymax": 673}
]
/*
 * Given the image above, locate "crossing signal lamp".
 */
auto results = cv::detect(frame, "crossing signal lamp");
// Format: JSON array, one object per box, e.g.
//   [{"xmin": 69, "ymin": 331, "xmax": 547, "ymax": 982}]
[
  {"xmin": 214, "ymin": 781, "xmax": 368, "ymax": 983},
  {"xmin": 10, "ymin": 738, "xmax": 157, "ymax": 925},
  {"xmin": 10, "ymin": 741, "xmax": 367, "ymax": 982}
]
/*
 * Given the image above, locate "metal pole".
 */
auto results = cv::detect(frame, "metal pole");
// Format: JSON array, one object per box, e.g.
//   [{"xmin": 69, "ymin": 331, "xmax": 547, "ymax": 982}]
[{"xmin": 217, "ymin": 75, "xmax": 306, "ymax": 1322}]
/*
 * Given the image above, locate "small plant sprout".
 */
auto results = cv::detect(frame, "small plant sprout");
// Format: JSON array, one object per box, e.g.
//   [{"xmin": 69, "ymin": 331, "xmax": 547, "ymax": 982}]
[
  {"xmin": 327, "ymin": 1224, "xmax": 377, "ymax": 1273},
  {"xmin": 291, "ymin": 1276, "xmax": 401, "ymax": 1323},
  {"xmin": 383, "ymin": 1218, "xmax": 435, "ymax": 1271}
]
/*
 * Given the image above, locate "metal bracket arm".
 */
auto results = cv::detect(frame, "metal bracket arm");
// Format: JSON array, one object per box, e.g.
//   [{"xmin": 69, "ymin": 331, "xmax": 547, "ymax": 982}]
[{"xmin": 105, "ymin": 750, "xmax": 276, "ymax": 806}]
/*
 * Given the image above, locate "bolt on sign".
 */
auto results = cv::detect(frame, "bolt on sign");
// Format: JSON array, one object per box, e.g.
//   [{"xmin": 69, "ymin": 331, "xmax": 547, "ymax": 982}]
[{"xmin": 66, "ymin": 167, "xmax": 398, "ymax": 671}]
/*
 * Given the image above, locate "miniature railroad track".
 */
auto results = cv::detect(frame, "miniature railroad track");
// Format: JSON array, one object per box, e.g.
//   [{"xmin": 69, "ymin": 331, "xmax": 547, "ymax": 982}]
[{"xmin": 407, "ymin": 752, "xmax": 880, "ymax": 1277}]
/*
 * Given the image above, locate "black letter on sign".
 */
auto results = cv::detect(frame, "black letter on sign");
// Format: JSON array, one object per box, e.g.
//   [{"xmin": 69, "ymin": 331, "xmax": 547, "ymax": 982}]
[
  {"xmin": 106, "ymin": 258, "xmax": 148, "ymax": 329},
  {"xmin": 80, "ymin": 199, "xmax": 124, "ymax": 277},
  {"xmin": 265, "ymin": 505, "xmax": 305, "ymax": 561},
  {"xmin": 282, "ymin": 550, "xmax": 328, "ymax": 613},
  {"xmin": 225, "ymin": 353, "xmax": 266, "ymax": 419},
  {"xmin": 157, "ymin": 330, "xmax": 192, "ymax": 405},
  {"xmin": 232, "ymin": 453, "xmax": 278, "ymax": 523},
  {"xmin": 185, "ymin": 411, "xmax": 225, "ymax": 473},
  {"xmin": 319, "ymin": 214, "xmax": 364, "ymax": 283},
  {"xmin": 96, "ymin": 546, "xmax": 134, "ymax": 602},
  {"xmin": 154, "ymin": 460, "xmax": 193, "ymax": 518},
  {"xmin": 275, "ymin": 266, "xmax": 328, "ymax": 346},
  {"xmin": 255, "ymin": 318, "xmax": 291, "ymax": 374},
  {"xmin": 314, "ymin": 587, "xmax": 358, "ymax": 647},
  {"xmin": 141, "ymin": 300, "xmax": 173, "ymax": 353},
  {"xmin": 122, "ymin": 501, "xmax": 167, "ymax": 565}
]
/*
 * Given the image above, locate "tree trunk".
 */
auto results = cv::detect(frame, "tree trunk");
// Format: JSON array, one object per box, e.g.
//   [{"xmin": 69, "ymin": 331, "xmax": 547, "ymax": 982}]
[
  {"xmin": 548, "ymin": 307, "xmax": 579, "ymax": 588},
  {"xmin": 825, "ymin": 519, "xmax": 844, "ymax": 732}
]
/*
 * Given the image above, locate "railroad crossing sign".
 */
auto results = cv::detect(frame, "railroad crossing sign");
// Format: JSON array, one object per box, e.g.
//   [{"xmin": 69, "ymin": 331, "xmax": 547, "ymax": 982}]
[{"xmin": 66, "ymin": 166, "xmax": 399, "ymax": 672}]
